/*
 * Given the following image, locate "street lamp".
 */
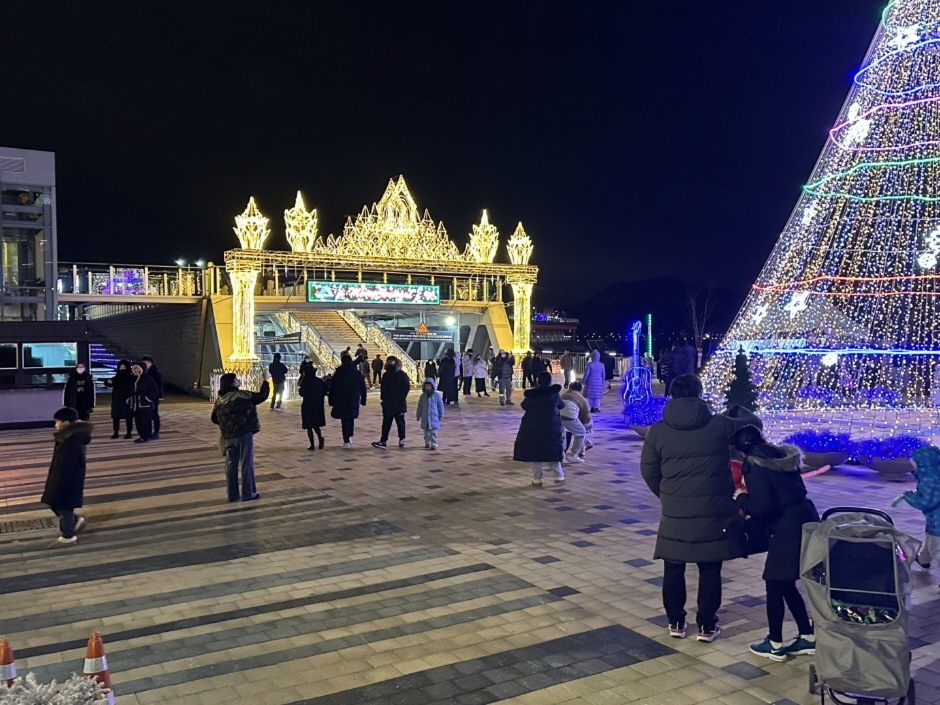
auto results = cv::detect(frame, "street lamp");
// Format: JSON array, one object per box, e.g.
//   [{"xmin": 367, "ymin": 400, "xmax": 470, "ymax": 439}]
[
  {"xmin": 175, "ymin": 259, "xmax": 186, "ymax": 267},
  {"xmin": 445, "ymin": 315, "xmax": 456, "ymax": 327}
]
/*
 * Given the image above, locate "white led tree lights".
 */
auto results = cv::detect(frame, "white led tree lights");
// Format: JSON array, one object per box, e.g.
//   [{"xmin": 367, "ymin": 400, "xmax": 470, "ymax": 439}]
[{"xmin": 703, "ymin": 0, "xmax": 940, "ymax": 409}]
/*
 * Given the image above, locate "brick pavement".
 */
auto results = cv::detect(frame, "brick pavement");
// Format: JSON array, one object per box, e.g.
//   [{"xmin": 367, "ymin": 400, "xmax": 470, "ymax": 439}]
[{"xmin": 1, "ymin": 390, "xmax": 939, "ymax": 704}]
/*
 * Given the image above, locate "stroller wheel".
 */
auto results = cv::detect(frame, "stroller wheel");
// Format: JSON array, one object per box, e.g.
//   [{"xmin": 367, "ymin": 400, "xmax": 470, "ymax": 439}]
[{"xmin": 808, "ymin": 663, "xmax": 822, "ymax": 696}]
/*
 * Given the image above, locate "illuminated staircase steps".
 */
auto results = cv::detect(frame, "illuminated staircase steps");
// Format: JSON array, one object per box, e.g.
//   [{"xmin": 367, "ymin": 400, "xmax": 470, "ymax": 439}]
[{"xmin": 291, "ymin": 311, "xmax": 369, "ymax": 358}]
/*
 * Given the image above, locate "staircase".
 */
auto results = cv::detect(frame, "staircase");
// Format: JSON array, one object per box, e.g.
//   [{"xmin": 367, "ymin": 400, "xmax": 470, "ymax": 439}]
[
  {"xmin": 293, "ymin": 312, "xmax": 369, "ymax": 357},
  {"xmin": 89, "ymin": 341, "xmax": 126, "ymax": 390}
]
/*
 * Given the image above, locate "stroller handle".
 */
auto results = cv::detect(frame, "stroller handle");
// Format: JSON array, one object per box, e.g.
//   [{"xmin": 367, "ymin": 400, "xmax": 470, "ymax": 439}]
[{"xmin": 821, "ymin": 506, "xmax": 894, "ymax": 526}]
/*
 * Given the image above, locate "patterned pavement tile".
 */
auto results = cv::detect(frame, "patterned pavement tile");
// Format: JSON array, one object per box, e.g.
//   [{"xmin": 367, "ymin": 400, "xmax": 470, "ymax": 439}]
[{"xmin": 0, "ymin": 391, "xmax": 937, "ymax": 705}]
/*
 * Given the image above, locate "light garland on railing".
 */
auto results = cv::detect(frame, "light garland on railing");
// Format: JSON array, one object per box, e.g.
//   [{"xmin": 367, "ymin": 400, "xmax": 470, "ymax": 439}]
[{"xmin": 703, "ymin": 0, "xmax": 940, "ymax": 410}]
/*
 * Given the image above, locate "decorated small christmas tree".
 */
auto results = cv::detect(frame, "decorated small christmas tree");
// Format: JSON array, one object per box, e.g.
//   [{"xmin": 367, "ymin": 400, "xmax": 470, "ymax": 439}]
[{"xmin": 725, "ymin": 349, "xmax": 758, "ymax": 412}]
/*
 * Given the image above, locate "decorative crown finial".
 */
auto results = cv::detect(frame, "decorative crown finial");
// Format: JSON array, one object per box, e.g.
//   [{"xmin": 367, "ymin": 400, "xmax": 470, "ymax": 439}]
[
  {"xmin": 465, "ymin": 209, "xmax": 500, "ymax": 263},
  {"xmin": 284, "ymin": 191, "xmax": 318, "ymax": 252},
  {"xmin": 233, "ymin": 197, "xmax": 270, "ymax": 250},
  {"xmin": 507, "ymin": 222, "xmax": 533, "ymax": 265}
]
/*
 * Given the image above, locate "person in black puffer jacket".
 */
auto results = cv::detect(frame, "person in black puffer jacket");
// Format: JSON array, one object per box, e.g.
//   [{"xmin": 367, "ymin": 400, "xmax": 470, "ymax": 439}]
[
  {"xmin": 372, "ymin": 356, "xmax": 411, "ymax": 449},
  {"xmin": 640, "ymin": 374, "xmax": 760, "ymax": 643},
  {"xmin": 211, "ymin": 372, "xmax": 269, "ymax": 501},
  {"xmin": 514, "ymin": 372, "xmax": 565, "ymax": 486},
  {"xmin": 328, "ymin": 355, "xmax": 367, "ymax": 447},
  {"xmin": 732, "ymin": 425, "xmax": 818, "ymax": 662},
  {"xmin": 141, "ymin": 356, "xmax": 164, "ymax": 438},
  {"xmin": 130, "ymin": 363, "xmax": 159, "ymax": 443},
  {"xmin": 42, "ymin": 407, "xmax": 93, "ymax": 547},
  {"xmin": 63, "ymin": 363, "xmax": 96, "ymax": 420},
  {"xmin": 104, "ymin": 360, "xmax": 135, "ymax": 438}
]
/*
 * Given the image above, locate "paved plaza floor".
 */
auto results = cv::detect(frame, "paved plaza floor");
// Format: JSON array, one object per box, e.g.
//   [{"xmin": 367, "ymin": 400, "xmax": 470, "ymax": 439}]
[{"xmin": 2, "ymin": 390, "xmax": 940, "ymax": 705}]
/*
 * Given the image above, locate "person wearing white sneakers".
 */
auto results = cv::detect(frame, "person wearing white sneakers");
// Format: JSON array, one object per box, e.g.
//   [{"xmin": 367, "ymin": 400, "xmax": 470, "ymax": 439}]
[
  {"xmin": 514, "ymin": 372, "xmax": 566, "ymax": 487},
  {"xmin": 42, "ymin": 407, "xmax": 92, "ymax": 548},
  {"xmin": 561, "ymin": 382, "xmax": 591, "ymax": 461}
]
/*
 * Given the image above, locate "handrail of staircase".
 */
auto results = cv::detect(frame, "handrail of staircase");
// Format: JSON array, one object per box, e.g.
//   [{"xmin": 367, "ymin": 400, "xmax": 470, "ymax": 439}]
[
  {"xmin": 337, "ymin": 310, "xmax": 419, "ymax": 382},
  {"xmin": 272, "ymin": 311, "xmax": 342, "ymax": 370}
]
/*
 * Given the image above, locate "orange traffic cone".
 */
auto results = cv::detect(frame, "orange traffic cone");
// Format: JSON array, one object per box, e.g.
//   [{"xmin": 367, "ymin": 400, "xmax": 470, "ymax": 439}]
[
  {"xmin": 0, "ymin": 638, "xmax": 15, "ymax": 687},
  {"xmin": 82, "ymin": 632, "xmax": 114, "ymax": 704}
]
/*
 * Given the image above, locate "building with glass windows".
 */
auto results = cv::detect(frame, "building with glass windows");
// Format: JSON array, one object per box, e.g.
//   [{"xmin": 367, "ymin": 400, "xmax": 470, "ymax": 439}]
[{"xmin": 0, "ymin": 146, "xmax": 57, "ymax": 321}]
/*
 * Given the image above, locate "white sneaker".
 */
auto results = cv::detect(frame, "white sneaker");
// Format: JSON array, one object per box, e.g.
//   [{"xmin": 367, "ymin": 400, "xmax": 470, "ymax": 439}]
[
  {"xmin": 342, "ymin": 442, "xmax": 351, "ymax": 448},
  {"xmin": 74, "ymin": 516, "xmax": 86, "ymax": 533},
  {"xmin": 431, "ymin": 444, "xmax": 438, "ymax": 450},
  {"xmin": 565, "ymin": 454, "xmax": 585, "ymax": 463},
  {"xmin": 348, "ymin": 438, "xmax": 354, "ymax": 446},
  {"xmin": 48, "ymin": 536, "xmax": 77, "ymax": 548}
]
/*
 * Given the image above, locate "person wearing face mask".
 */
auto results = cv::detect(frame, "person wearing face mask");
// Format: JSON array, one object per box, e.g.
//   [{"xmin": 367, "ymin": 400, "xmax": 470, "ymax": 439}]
[
  {"xmin": 416, "ymin": 378, "xmax": 444, "ymax": 450},
  {"xmin": 372, "ymin": 356, "xmax": 411, "ymax": 449},
  {"xmin": 64, "ymin": 363, "xmax": 96, "ymax": 421},
  {"xmin": 104, "ymin": 359, "xmax": 135, "ymax": 439},
  {"xmin": 495, "ymin": 350, "xmax": 516, "ymax": 405},
  {"xmin": 130, "ymin": 363, "xmax": 159, "ymax": 443}
]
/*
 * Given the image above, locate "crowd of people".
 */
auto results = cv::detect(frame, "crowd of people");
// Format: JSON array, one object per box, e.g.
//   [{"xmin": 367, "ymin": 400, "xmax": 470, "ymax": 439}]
[
  {"xmin": 62, "ymin": 355, "xmax": 165, "ymax": 443},
  {"xmin": 41, "ymin": 340, "xmax": 940, "ymax": 684}
]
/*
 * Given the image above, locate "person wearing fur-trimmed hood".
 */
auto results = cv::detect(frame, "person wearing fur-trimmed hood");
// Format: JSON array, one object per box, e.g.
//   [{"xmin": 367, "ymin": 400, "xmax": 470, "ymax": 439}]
[
  {"xmin": 732, "ymin": 425, "xmax": 819, "ymax": 662},
  {"xmin": 416, "ymin": 378, "xmax": 444, "ymax": 450}
]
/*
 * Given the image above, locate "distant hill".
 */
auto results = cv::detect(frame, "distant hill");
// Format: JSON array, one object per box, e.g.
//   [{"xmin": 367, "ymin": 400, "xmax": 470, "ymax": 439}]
[{"xmin": 567, "ymin": 277, "xmax": 745, "ymax": 350}]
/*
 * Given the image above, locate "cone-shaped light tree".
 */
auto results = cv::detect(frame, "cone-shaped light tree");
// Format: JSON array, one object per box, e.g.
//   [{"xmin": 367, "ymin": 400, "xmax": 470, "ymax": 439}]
[{"xmin": 704, "ymin": 1, "xmax": 940, "ymax": 409}]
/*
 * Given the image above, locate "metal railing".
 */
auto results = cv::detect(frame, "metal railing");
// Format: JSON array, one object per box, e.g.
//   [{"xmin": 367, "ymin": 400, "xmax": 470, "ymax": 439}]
[
  {"xmin": 272, "ymin": 311, "xmax": 342, "ymax": 369},
  {"xmin": 58, "ymin": 263, "xmax": 220, "ymax": 297},
  {"xmin": 337, "ymin": 309, "xmax": 418, "ymax": 381},
  {"xmin": 209, "ymin": 363, "xmax": 304, "ymax": 403}
]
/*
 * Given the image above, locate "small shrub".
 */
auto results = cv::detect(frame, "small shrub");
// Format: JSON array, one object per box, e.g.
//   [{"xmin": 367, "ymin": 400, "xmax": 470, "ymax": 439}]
[
  {"xmin": 855, "ymin": 435, "xmax": 927, "ymax": 460},
  {"xmin": 782, "ymin": 429, "xmax": 854, "ymax": 453}
]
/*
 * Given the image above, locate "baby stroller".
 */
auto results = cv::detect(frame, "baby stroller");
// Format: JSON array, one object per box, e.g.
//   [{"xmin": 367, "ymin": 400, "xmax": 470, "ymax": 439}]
[{"xmin": 802, "ymin": 507, "xmax": 921, "ymax": 704}]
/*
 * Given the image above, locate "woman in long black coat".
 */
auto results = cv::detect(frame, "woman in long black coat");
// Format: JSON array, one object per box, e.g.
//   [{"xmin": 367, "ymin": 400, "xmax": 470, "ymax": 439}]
[
  {"xmin": 299, "ymin": 365, "xmax": 328, "ymax": 450},
  {"xmin": 328, "ymin": 356, "xmax": 367, "ymax": 447},
  {"xmin": 438, "ymin": 351, "xmax": 458, "ymax": 405},
  {"xmin": 732, "ymin": 425, "xmax": 818, "ymax": 661},
  {"xmin": 513, "ymin": 372, "xmax": 566, "ymax": 486},
  {"xmin": 104, "ymin": 359, "xmax": 135, "ymax": 438},
  {"xmin": 63, "ymin": 364, "xmax": 96, "ymax": 420}
]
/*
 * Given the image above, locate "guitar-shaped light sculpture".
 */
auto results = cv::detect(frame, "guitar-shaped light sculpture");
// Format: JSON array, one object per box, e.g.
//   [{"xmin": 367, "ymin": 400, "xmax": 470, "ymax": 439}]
[{"xmin": 623, "ymin": 320, "xmax": 653, "ymax": 404}]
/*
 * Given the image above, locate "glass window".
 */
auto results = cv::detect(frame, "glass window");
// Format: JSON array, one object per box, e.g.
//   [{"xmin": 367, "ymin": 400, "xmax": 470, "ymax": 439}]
[
  {"xmin": 2, "ymin": 226, "xmax": 47, "ymax": 288},
  {"xmin": 0, "ymin": 189, "xmax": 47, "ymax": 207},
  {"xmin": 22, "ymin": 342, "xmax": 77, "ymax": 368},
  {"xmin": 1, "ymin": 209, "xmax": 44, "ymax": 223},
  {"xmin": 0, "ymin": 343, "xmax": 15, "ymax": 368}
]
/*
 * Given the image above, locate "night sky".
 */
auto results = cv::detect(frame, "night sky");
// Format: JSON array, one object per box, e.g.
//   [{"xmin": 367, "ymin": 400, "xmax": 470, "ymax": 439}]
[{"xmin": 3, "ymin": 1, "xmax": 885, "ymax": 309}]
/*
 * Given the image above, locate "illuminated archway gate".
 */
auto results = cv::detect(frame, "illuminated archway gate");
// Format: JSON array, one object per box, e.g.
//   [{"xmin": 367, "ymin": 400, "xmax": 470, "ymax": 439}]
[{"xmin": 224, "ymin": 177, "xmax": 538, "ymax": 369}]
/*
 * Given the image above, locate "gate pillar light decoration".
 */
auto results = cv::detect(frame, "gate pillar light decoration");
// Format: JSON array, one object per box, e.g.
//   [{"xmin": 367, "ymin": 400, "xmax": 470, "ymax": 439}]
[
  {"xmin": 223, "ymin": 177, "xmax": 539, "ymax": 370},
  {"xmin": 228, "ymin": 197, "xmax": 270, "ymax": 365},
  {"xmin": 506, "ymin": 223, "xmax": 534, "ymax": 354}
]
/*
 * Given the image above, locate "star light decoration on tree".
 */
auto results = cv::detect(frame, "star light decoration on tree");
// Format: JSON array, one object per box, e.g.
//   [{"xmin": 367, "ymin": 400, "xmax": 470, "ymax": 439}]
[
  {"xmin": 889, "ymin": 23, "xmax": 921, "ymax": 51},
  {"xmin": 702, "ymin": 0, "xmax": 940, "ymax": 409}
]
